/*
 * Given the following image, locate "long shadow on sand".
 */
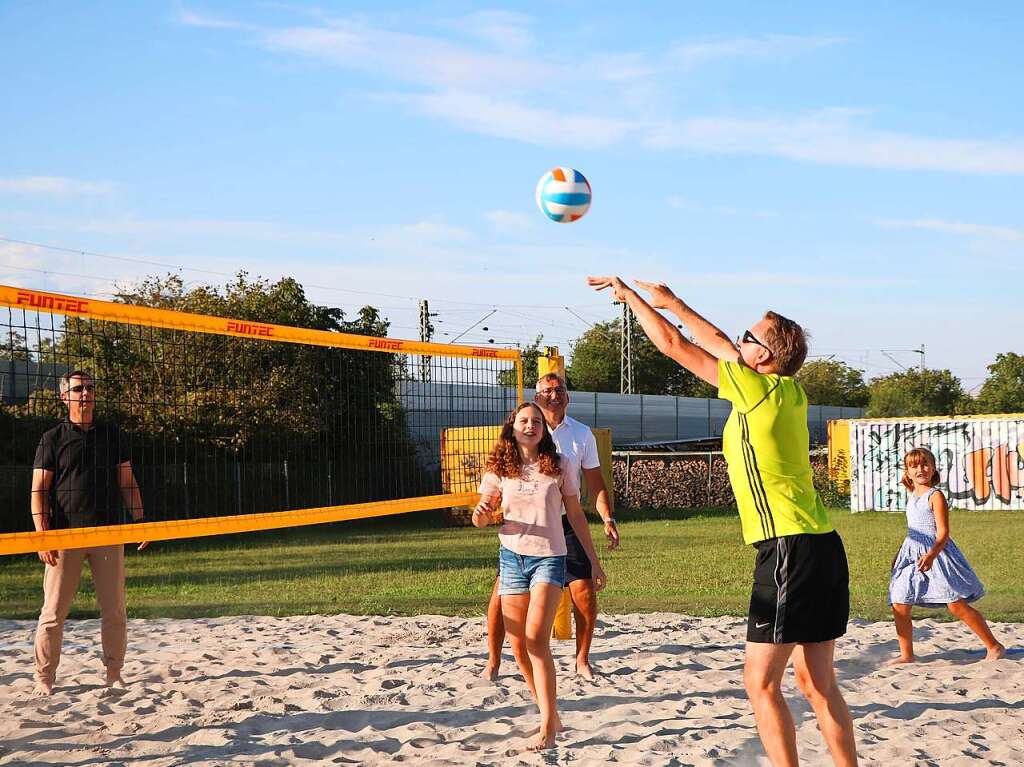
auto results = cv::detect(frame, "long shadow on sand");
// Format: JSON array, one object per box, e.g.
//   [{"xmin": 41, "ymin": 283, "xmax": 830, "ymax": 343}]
[{"xmin": 10, "ymin": 686, "xmax": 753, "ymax": 766}]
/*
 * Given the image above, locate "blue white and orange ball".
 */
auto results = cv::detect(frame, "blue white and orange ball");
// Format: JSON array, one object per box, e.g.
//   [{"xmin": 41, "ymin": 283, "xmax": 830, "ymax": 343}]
[{"xmin": 535, "ymin": 167, "xmax": 592, "ymax": 223}]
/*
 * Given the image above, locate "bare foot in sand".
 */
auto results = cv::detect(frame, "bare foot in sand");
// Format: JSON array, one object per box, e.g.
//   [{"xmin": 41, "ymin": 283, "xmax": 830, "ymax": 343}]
[
  {"xmin": 985, "ymin": 643, "xmax": 1007, "ymax": 661},
  {"xmin": 528, "ymin": 726, "xmax": 558, "ymax": 751},
  {"xmin": 482, "ymin": 661, "xmax": 499, "ymax": 681},
  {"xmin": 883, "ymin": 654, "xmax": 916, "ymax": 666},
  {"xmin": 105, "ymin": 671, "xmax": 126, "ymax": 688},
  {"xmin": 575, "ymin": 660, "xmax": 595, "ymax": 680},
  {"xmin": 32, "ymin": 680, "xmax": 53, "ymax": 697}
]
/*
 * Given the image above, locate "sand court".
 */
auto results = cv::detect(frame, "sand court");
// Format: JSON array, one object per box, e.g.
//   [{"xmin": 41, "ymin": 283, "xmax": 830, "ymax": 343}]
[{"xmin": 0, "ymin": 613, "xmax": 1021, "ymax": 766}]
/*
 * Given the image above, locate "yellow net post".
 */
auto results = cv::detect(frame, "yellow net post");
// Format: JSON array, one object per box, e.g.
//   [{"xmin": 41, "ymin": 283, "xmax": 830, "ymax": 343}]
[
  {"xmin": 828, "ymin": 419, "xmax": 851, "ymax": 493},
  {"xmin": 537, "ymin": 345, "xmax": 564, "ymax": 380}
]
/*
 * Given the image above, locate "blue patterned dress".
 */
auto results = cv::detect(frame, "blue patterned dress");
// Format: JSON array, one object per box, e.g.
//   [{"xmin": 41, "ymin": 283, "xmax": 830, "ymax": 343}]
[{"xmin": 888, "ymin": 488, "xmax": 985, "ymax": 608}]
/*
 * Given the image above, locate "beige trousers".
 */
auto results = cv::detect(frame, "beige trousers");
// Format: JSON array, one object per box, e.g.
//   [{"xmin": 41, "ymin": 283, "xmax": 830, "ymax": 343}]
[{"xmin": 34, "ymin": 544, "xmax": 127, "ymax": 685}]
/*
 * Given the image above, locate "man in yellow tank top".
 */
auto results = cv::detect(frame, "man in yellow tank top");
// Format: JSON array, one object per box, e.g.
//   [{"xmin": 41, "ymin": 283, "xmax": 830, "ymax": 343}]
[{"xmin": 589, "ymin": 276, "xmax": 857, "ymax": 767}]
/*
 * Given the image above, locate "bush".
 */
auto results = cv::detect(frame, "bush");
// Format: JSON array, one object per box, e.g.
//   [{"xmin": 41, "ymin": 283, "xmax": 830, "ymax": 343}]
[{"xmin": 812, "ymin": 453, "xmax": 850, "ymax": 509}]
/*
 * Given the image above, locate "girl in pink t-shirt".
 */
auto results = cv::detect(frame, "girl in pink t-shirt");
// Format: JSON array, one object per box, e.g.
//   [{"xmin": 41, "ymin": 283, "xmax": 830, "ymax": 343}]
[{"xmin": 473, "ymin": 402, "xmax": 606, "ymax": 751}]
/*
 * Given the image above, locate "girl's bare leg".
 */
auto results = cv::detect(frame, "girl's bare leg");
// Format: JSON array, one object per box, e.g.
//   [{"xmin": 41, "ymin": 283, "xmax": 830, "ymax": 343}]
[
  {"xmin": 483, "ymin": 577, "xmax": 504, "ymax": 680},
  {"xmin": 887, "ymin": 603, "xmax": 915, "ymax": 664},
  {"xmin": 947, "ymin": 600, "xmax": 1006, "ymax": 660},
  {"xmin": 523, "ymin": 583, "xmax": 564, "ymax": 750},
  {"xmin": 501, "ymin": 593, "xmax": 537, "ymax": 699}
]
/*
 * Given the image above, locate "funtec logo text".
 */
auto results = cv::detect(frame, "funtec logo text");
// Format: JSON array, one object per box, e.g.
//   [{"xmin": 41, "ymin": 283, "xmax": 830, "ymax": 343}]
[
  {"xmin": 15, "ymin": 291, "xmax": 89, "ymax": 313},
  {"xmin": 226, "ymin": 321, "xmax": 274, "ymax": 337}
]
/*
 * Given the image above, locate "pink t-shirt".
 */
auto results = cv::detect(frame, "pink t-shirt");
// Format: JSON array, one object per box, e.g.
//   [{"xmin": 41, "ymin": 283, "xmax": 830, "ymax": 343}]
[{"xmin": 479, "ymin": 460, "xmax": 579, "ymax": 557}]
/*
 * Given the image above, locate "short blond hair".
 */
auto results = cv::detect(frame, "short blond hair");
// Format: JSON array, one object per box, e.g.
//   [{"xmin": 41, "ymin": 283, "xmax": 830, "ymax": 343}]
[{"xmin": 762, "ymin": 311, "xmax": 808, "ymax": 376}]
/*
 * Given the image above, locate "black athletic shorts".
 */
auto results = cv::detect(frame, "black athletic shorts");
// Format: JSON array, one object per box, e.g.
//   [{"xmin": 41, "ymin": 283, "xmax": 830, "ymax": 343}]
[
  {"xmin": 562, "ymin": 515, "xmax": 592, "ymax": 584},
  {"xmin": 747, "ymin": 530, "xmax": 849, "ymax": 644}
]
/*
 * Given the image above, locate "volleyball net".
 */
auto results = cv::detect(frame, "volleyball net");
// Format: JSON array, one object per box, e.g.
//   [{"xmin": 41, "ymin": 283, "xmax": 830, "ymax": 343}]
[{"xmin": 0, "ymin": 285, "xmax": 522, "ymax": 555}]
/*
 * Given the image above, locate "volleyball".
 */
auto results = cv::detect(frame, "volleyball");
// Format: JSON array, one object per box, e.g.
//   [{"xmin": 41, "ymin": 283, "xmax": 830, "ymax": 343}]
[{"xmin": 535, "ymin": 167, "xmax": 591, "ymax": 223}]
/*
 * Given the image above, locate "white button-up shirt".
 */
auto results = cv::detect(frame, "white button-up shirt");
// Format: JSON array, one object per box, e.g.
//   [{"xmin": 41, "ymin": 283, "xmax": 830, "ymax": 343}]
[{"xmin": 550, "ymin": 415, "xmax": 599, "ymax": 515}]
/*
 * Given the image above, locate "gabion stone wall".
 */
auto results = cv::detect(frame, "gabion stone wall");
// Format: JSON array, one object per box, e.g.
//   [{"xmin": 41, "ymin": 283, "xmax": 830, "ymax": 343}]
[
  {"xmin": 612, "ymin": 453, "xmax": 837, "ymax": 511},
  {"xmin": 612, "ymin": 455, "xmax": 735, "ymax": 509}
]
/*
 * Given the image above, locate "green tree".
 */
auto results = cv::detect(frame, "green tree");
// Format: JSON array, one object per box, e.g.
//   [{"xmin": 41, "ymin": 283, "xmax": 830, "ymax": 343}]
[
  {"xmin": 498, "ymin": 335, "xmax": 543, "ymax": 388},
  {"xmin": 973, "ymin": 352, "xmax": 1024, "ymax": 414},
  {"xmin": 34, "ymin": 336, "xmax": 57, "ymax": 363},
  {"xmin": 797, "ymin": 360, "xmax": 869, "ymax": 407},
  {"xmin": 867, "ymin": 368, "xmax": 966, "ymax": 417},
  {"xmin": 567, "ymin": 319, "xmax": 714, "ymax": 396},
  {"xmin": 566, "ymin": 321, "xmax": 619, "ymax": 393},
  {"xmin": 1, "ymin": 331, "xmax": 30, "ymax": 361},
  {"xmin": 54, "ymin": 272, "xmax": 396, "ymax": 449}
]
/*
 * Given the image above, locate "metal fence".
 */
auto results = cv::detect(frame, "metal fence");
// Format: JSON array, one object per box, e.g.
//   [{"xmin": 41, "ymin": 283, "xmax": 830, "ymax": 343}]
[{"xmin": 400, "ymin": 383, "xmax": 864, "ymax": 457}]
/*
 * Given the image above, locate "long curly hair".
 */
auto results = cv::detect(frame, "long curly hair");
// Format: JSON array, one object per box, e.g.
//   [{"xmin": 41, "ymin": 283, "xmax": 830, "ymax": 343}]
[{"xmin": 485, "ymin": 402, "xmax": 561, "ymax": 479}]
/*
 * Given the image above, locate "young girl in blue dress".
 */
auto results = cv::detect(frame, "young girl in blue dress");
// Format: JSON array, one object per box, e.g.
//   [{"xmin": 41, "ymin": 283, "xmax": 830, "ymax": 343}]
[{"xmin": 888, "ymin": 447, "xmax": 1006, "ymax": 663}]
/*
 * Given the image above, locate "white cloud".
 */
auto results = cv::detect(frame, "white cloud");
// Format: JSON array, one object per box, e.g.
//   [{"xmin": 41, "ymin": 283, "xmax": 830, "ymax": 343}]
[
  {"xmin": 262, "ymin": 22, "xmax": 551, "ymax": 90},
  {"xmin": 0, "ymin": 176, "xmax": 113, "ymax": 196},
  {"xmin": 669, "ymin": 34, "xmax": 845, "ymax": 68},
  {"xmin": 177, "ymin": 11, "xmax": 1024, "ymax": 175},
  {"xmin": 586, "ymin": 52, "xmax": 660, "ymax": 83},
  {"xmin": 0, "ymin": 240, "xmax": 115, "ymax": 295},
  {"xmin": 644, "ymin": 111, "xmax": 1024, "ymax": 175},
  {"xmin": 667, "ymin": 196, "xmax": 778, "ymax": 219},
  {"xmin": 685, "ymin": 270, "xmax": 907, "ymax": 289},
  {"xmin": 46, "ymin": 214, "xmax": 472, "ymax": 251},
  {"xmin": 448, "ymin": 10, "xmax": 535, "ymax": 53},
  {"xmin": 176, "ymin": 9, "xmax": 251, "ymax": 30},
  {"xmin": 877, "ymin": 218, "xmax": 1024, "ymax": 242},
  {"xmin": 398, "ymin": 90, "xmax": 635, "ymax": 149},
  {"xmin": 484, "ymin": 209, "xmax": 534, "ymax": 233}
]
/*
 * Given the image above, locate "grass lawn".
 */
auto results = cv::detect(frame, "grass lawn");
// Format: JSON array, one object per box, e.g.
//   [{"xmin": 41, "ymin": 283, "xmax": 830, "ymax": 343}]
[{"xmin": 1, "ymin": 508, "xmax": 1021, "ymax": 622}]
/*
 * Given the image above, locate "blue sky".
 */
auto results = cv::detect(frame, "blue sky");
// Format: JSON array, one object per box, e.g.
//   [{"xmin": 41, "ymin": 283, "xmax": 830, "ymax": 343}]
[{"xmin": 1, "ymin": 2, "xmax": 1021, "ymax": 390}]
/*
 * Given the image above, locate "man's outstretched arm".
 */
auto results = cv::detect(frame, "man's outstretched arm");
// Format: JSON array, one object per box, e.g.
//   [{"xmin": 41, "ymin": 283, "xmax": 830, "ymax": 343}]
[
  {"xmin": 633, "ymin": 280, "xmax": 739, "ymax": 362},
  {"xmin": 588, "ymin": 276, "xmax": 719, "ymax": 387}
]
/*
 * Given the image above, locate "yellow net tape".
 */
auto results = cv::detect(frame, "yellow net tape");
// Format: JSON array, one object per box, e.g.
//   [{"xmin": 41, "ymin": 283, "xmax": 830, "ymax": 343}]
[{"xmin": 0, "ymin": 284, "xmax": 521, "ymax": 554}]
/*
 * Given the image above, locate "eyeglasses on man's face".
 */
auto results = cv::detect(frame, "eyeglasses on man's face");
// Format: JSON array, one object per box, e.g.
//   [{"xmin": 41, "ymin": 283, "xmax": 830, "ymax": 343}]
[
  {"xmin": 68, "ymin": 384, "xmax": 95, "ymax": 394},
  {"xmin": 740, "ymin": 330, "xmax": 770, "ymax": 351},
  {"xmin": 538, "ymin": 386, "xmax": 567, "ymax": 397}
]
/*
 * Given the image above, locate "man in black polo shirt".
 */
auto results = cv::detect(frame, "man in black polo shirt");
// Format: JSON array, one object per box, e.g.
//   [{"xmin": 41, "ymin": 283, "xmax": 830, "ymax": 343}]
[{"xmin": 31, "ymin": 370, "xmax": 147, "ymax": 696}]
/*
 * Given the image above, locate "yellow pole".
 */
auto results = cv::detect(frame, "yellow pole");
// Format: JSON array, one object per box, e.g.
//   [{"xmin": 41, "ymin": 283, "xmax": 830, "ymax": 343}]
[
  {"xmin": 516, "ymin": 356, "xmax": 524, "ymax": 404},
  {"xmin": 537, "ymin": 345, "xmax": 564, "ymax": 380},
  {"xmin": 538, "ymin": 347, "xmax": 573, "ymax": 641},
  {"xmin": 552, "ymin": 590, "xmax": 573, "ymax": 640}
]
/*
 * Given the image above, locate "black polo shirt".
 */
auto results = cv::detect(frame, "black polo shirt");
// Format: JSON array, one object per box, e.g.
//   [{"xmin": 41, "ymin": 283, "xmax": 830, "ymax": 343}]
[{"xmin": 33, "ymin": 420, "xmax": 132, "ymax": 529}]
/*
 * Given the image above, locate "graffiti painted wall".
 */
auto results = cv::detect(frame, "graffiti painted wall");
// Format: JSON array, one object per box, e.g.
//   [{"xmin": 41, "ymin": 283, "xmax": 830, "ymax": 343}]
[{"xmin": 850, "ymin": 417, "xmax": 1024, "ymax": 511}]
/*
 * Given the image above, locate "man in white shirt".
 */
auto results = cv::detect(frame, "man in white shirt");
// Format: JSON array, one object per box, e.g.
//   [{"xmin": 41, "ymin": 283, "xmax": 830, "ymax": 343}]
[{"xmin": 483, "ymin": 373, "xmax": 618, "ymax": 680}]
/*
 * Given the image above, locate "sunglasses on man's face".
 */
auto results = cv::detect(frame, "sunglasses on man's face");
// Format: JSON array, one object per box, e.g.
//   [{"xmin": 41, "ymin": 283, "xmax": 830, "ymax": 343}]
[
  {"xmin": 741, "ymin": 330, "xmax": 770, "ymax": 351},
  {"xmin": 68, "ymin": 384, "xmax": 95, "ymax": 394}
]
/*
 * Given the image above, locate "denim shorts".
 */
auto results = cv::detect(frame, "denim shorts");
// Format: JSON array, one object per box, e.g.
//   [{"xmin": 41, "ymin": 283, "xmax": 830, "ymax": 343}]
[{"xmin": 498, "ymin": 545, "xmax": 566, "ymax": 596}]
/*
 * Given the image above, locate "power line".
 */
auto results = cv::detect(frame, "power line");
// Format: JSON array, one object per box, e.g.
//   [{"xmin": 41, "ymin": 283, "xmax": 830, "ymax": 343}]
[
  {"xmin": 449, "ymin": 309, "xmax": 497, "ymax": 343},
  {"xmin": 564, "ymin": 306, "xmax": 596, "ymax": 328},
  {"xmin": 0, "ymin": 234, "xmax": 611, "ymax": 311}
]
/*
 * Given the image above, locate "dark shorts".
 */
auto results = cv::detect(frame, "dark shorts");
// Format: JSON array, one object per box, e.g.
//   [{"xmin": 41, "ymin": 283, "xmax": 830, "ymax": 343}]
[
  {"xmin": 747, "ymin": 530, "xmax": 850, "ymax": 644},
  {"xmin": 562, "ymin": 515, "xmax": 593, "ymax": 585}
]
